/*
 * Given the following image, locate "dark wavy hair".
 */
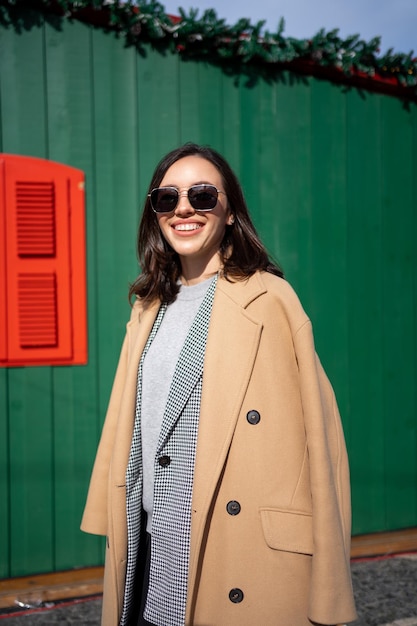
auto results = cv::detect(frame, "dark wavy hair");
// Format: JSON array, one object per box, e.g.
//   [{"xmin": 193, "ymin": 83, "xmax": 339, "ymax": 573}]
[{"xmin": 129, "ymin": 143, "xmax": 283, "ymax": 305}]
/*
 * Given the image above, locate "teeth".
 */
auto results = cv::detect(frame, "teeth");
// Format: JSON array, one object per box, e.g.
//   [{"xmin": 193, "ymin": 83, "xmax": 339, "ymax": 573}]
[{"xmin": 174, "ymin": 223, "xmax": 202, "ymax": 231}]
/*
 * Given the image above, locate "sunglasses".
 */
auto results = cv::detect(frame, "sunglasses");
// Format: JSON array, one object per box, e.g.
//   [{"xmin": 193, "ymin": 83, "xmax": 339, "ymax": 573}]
[{"xmin": 149, "ymin": 184, "xmax": 226, "ymax": 214}]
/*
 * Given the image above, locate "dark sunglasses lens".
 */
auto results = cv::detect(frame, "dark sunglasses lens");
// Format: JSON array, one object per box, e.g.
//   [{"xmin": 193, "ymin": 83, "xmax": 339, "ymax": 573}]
[
  {"xmin": 151, "ymin": 188, "xmax": 179, "ymax": 213},
  {"xmin": 188, "ymin": 185, "xmax": 218, "ymax": 210}
]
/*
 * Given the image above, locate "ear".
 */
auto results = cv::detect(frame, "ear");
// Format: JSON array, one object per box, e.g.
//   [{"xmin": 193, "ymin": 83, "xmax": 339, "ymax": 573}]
[{"xmin": 227, "ymin": 214, "xmax": 235, "ymax": 225}]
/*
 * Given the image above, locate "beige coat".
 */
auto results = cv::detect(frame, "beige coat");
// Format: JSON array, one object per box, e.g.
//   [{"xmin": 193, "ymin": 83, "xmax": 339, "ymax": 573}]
[{"xmin": 81, "ymin": 272, "xmax": 357, "ymax": 626}]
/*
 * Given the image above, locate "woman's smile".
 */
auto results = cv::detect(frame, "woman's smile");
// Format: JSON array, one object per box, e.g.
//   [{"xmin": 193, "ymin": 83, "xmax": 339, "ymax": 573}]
[{"xmin": 172, "ymin": 220, "xmax": 204, "ymax": 233}]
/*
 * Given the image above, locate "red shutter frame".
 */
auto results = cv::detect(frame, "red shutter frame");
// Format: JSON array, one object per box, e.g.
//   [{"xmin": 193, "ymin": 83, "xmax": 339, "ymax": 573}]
[{"xmin": 0, "ymin": 154, "xmax": 87, "ymax": 366}]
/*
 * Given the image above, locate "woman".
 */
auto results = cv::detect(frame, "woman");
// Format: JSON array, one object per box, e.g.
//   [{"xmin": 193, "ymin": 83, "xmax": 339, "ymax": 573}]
[{"xmin": 81, "ymin": 143, "xmax": 357, "ymax": 626}]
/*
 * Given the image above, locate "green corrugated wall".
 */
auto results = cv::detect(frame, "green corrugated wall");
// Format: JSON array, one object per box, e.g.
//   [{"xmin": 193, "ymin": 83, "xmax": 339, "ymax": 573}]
[{"xmin": 0, "ymin": 10, "xmax": 416, "ymax": 577}]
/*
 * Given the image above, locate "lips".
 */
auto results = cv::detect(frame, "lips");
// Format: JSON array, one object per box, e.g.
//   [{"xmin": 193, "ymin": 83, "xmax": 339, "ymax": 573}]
[{"xmin": 173, "ymin": 222, "xmax": 203, "ymax": 231}]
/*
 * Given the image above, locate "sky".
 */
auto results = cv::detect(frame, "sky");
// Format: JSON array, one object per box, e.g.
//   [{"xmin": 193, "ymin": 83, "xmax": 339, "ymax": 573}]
[{"xmin": 161, "ymin": 0, "xmax": 416, "ymax": 56}]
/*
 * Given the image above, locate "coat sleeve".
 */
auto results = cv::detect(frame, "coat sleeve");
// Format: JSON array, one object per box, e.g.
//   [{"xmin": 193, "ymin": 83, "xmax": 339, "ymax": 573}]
[
  {"xmin": 80, "ymin": 331, "xmax": 130, "ymax": 536},
  {"xmin": 294, "ymin": 320, "xmax": 357, "ymax": 625}
]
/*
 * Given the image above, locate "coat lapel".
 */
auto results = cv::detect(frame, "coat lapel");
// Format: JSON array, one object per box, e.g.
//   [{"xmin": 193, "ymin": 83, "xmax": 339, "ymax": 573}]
[{"xmin": 188, "ymin": 274, "xmax": 266, "ymax": 583}]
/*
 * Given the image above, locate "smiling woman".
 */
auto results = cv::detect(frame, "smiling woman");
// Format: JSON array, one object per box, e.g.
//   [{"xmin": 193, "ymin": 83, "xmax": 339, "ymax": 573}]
[
  {"xmin": 153, "ymin": 156, "xmax": 233, "ymax": 284},
  {"xmin": 81, "ymin": 143, "xmax": 357, "ymax": 626}
]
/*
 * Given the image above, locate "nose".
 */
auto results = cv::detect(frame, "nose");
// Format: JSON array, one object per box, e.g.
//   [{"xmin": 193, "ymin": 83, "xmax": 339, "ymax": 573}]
[{"xmin": 174, "ymin": 190, "xmax": 195, "ymax": 216}]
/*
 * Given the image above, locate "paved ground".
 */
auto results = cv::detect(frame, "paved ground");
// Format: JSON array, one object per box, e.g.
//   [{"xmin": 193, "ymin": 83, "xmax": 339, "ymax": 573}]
[{"xmin": 0, "ymin": 553, "xmax": 416, "ymax": 625}]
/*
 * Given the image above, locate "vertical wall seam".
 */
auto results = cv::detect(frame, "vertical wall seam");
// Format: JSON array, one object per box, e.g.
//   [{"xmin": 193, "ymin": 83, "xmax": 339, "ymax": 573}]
[
  {"xmin": 42, "ymin": 14, "xmax": 56, "ymax": 570},
  {"xmin": 5, "ymin": 368, "xmax": 11, "ymax": 577},
  {"xmin": 89, "ymin": 27, "xmax": 100, "ymax": 436},
  {"xmin": 42, "ymin": 15, "xmax": 49, "ymax": 159},
  {"xmin": 376, "ymin": 94, "xmax": 384, "ymax": 531},
  {"xmin": 413, "ymin": 105, "xmax": 417, "ymax": 519}
]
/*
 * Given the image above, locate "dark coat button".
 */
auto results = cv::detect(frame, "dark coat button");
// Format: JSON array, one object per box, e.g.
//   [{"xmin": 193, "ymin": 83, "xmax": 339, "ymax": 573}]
[
  {"xmin": 226, "ymin": 500, "xmax": 241, "ymax": 515},
  {"xmin": 246, "ymin": 409, "xmax": 261, "ymax": 425},
  {"xmin": 229, "ymin": 588, "xmax": 244, "ymax": 603},
  {"xmin": 158, "ymin": 455, "xmax": 171, "ymax": 467}
]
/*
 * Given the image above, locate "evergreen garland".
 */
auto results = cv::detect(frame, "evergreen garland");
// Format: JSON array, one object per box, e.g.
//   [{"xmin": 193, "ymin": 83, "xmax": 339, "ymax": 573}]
[{"xmin": 1, "ymin": 0, "xmax": 416, "ymax": 95}]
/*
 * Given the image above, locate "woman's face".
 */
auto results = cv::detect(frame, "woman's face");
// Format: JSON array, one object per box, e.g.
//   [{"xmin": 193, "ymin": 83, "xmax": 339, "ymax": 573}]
[{"xmin": 156, "ymin": 156, "xmax": 233, "ymax": 281}]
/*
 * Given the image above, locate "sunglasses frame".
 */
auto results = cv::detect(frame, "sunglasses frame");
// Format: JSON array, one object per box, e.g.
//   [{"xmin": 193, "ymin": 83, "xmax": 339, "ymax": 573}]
[{"xmin": 149, "ymin": 184, "xmax": 226, "ymax": 214}]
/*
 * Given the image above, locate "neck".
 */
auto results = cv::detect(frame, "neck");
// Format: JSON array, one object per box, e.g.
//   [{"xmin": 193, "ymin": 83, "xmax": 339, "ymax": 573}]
[
  {"xmin": 180, "ymin": 270, "xmax": 218, "ymax": 286},
  {"xmin": 179, "ymin": 255, "xmax": 222, "ymax": 286}
]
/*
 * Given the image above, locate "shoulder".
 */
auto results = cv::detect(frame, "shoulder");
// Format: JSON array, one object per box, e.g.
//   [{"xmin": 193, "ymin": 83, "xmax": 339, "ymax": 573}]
[
  {"xmin": 126, "ymin": 298, "xmax": 142, "ymax": 329},
  {"xmin": 218, "ymin": 271, "xmax": 310, "ymax": 332},
  {"xmin": 123, "ymin": 298, "xmax": 162, "ymax": 349},
  {"xmin": 130, "ymin": 297, "xmax": 143, "ymax": 318},
  {"xmin": 216, "ymin": 271, "xmax": 311, "ymax": 336},
  {"xmin": 257, "ymin": 271, "xmax": 303, "ymax": 303},
  {"xmin": 256, "ymin": 272, "xmax": 311, "ymax": 333},
  {"xmin": 128, "ymin": 296, "xmax": 159, "ymax": 323}
]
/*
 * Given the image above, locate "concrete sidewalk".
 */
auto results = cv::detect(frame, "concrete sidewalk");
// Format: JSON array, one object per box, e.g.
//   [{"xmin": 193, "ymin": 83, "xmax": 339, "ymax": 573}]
[{"xmin": 0, "ymin": 553, "xmax": 416, "ymax": 625}]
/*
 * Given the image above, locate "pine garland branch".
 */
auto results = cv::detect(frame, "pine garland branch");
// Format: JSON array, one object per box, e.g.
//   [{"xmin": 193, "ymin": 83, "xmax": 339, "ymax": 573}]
[{"xmin": 1, "ymin": 0, "xmax": 416, "ymax": 94}]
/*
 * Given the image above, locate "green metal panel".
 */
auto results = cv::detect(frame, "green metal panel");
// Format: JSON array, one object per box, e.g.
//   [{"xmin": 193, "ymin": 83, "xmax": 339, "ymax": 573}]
[
  {"xmin": 8, "ymin": 368, "xmax": 54, "ymax": 575},
  {"xmin": 256, "ymin": 76, "xmax": 313, "ymax": 277},
  {"xmin": 178, "ymin": 61, "xmax": 202, "ymax": 144},
  {"xmin": 1, "ymin": 9, "xmax": 417, "ymax": 577},
  {"xmin": 90, "ymin": 28, "xmax": 140, "ymax": 406},
  {"xmin": 381, "ymin": 96, "xmax": 417, "ymax": 531},
  {"xmin": 136, "ymin": 47, "xmax": 182, "ymax": 186},
  {"xmin": 0, "ymin": 13, "xmax": 48, "ymax": 155},
  {"xmin": 194, "ymin": 63, "xmax": 225, "ymax": 149},
  {"xmin": 308, "ymin": 80, "xmax": 349, "ymax": 393},
  {"xmin": 345, "ymin": 89, "xmax": 386, "ymax": 532},
  {"xmin": 220, "ymin": 77, "xmax": 241, "ymax": 176}
]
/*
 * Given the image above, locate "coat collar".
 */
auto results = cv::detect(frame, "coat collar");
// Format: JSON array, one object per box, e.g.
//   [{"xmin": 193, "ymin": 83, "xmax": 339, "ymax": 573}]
[{"xmin": 216, "ymin": 270, "xmax": 267, "ymax": 309}]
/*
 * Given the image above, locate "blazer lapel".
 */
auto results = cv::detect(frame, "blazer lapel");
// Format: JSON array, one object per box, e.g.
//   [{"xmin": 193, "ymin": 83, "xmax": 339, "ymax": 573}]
[{"xmin": 157, "ymin": 276, "xmax": 217, "ymax": 451}]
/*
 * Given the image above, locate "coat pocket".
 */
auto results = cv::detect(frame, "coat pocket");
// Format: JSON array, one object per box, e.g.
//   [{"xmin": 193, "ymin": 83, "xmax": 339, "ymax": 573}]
[{"xmin": 259, "ymin": 507, "xmax": 313, "ymax": 556}]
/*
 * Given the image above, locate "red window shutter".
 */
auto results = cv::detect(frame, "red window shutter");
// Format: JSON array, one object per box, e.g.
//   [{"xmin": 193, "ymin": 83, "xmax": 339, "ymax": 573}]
[{"xmin": 0, "ymin": 154, "xmax": 87, "ymax": 366}]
